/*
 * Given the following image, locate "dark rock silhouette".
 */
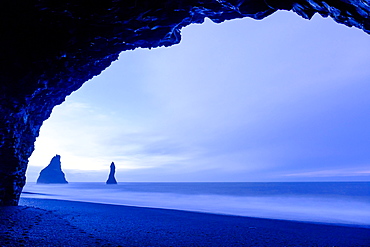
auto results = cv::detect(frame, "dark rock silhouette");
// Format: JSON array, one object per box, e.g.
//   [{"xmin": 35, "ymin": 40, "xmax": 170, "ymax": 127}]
[
  {"xmin": 36, "ymin": 155, "xmax": 68, "ymax": 184},
  {"xmin": 1, "ymin": 1, "xmax": 370, "ymax": 205},
  {"xmin": 106, "ymin": 162, "xmax": 118, "ymax": 184}
]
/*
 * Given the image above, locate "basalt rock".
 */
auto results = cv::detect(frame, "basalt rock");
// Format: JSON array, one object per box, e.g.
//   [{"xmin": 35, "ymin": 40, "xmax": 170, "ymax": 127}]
[
  {"xmin": 106, "ymin": 162, "xmax": 118, "ymax": 184},
  {"xmin": 0, "ymin": 0, "xmax": 369, "ymax": 205},
  {"xmin": 36, "ymin": 155, "xmax": 68, "ymax": 184}
]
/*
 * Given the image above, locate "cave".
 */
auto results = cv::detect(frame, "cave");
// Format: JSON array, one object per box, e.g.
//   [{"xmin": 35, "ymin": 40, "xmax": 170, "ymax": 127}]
[{"xmin": 0, "ymin": 0, "xmax": 369, "ymax": 206}]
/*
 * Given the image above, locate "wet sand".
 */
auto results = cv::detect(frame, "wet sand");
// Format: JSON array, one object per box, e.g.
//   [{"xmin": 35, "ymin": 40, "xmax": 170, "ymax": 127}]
[{"xmin": 0, "ymin": 197, "xmax": 369, "ymax": 246}]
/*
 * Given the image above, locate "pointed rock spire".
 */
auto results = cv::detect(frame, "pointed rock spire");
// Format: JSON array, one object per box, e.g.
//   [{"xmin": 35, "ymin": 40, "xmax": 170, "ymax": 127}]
[
  {"xmin": 37, "ymin": 155, "xmax": 68, "ymax": 184},
  {"xmin": 106, "ymin": 162, "xmax": 118, "ymax": 184}
]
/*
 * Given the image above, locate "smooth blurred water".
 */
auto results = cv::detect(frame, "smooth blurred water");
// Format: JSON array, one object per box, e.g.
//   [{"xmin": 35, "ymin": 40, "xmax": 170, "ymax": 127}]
[{"xmin": 22, "ymin": 182, "xmax": 370, "ymax": 227}]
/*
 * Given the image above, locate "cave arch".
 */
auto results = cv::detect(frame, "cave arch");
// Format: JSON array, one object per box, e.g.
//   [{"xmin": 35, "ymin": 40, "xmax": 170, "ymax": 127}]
[{"xmin": 1, "ymin": 0, "xmax": 369, "ymax": 205}]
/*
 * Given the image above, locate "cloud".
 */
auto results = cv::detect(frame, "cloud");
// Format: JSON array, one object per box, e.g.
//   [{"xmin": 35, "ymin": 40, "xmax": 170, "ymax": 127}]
[{"xmin": 283, "ymin": 168, "xmax": 370, "ymax": 178}]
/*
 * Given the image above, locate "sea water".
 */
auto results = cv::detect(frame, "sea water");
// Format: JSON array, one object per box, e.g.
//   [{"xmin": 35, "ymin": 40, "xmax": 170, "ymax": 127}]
[{"xmin": 21, "ymin": 182, "xmax": 370, "ymax": 227}]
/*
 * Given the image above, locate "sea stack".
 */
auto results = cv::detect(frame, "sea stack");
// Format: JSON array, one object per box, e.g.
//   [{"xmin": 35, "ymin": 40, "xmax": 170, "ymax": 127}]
[
  {"xmin": 36, "ymin": 155, "xmax": 68, "ymax": 184},
  {"xmin": 106, "ymin": 162, "xmax": 118, "ymax": 184}
]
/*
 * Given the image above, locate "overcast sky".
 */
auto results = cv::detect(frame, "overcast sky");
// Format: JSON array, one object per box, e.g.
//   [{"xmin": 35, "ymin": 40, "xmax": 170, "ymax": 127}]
[{"xmin": 27, "ymin": 11, "xmax": 370, "ymax": 182}]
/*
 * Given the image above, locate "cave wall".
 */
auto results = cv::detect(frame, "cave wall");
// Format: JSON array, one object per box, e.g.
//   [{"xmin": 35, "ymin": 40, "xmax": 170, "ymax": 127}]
[{"xmin": 0, "ymin": 0, "xmax": 369, "ymax": 206}]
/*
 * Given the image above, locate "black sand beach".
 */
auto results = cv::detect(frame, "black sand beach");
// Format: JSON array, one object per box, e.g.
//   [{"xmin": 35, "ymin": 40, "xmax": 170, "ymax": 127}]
[{"xmin": 0, "ymin": 198, "xmax": 368, "ymax": 246}]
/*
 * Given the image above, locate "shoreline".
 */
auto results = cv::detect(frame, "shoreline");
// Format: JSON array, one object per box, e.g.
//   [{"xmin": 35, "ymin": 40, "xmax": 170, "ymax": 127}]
[
  {"xmin": 0, "ymin": 197, "xmax": 369, "ymax": 246},
  {"xmin": 19, "ymin": 194, "xmax": 370, "ymax": 230},
  {"xmin": 22, "ymin": 181, "xmax": 370, "ymax": 228}
]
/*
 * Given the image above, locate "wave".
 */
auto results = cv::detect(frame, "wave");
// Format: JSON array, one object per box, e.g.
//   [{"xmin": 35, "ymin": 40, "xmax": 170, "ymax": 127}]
[{"xmin": 21, "ymin": 182, "xmax": 370, "ymax": 227}]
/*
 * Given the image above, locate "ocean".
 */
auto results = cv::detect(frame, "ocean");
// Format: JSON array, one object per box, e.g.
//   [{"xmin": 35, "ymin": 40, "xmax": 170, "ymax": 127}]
[{"xmin": 21, "ymin": 182, "xmax": 370, "ymax": 228}]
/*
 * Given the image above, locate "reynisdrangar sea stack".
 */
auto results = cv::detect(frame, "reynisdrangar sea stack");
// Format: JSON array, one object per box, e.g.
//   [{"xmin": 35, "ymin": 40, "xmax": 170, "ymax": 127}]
[
  {"xmin": 37, "ymin": 155, "xmax": 68, "ymax": 184},
  {"xmin": 106, "ymin": 162, "xmax": 118, "ymax": 184}
]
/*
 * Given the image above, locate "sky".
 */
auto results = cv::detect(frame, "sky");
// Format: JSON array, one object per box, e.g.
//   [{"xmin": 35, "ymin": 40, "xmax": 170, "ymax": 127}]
[{"xmin": 26, "ymin": 10, "xmax": 370, "ymax": 182}]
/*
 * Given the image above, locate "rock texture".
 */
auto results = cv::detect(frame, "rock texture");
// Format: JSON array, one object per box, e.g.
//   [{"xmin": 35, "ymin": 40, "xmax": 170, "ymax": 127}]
[
  {"xmin": 0, "ymin": 0, "xmax": 369, "ymax": 205},
  {"xmin": 36, "ymin": 155, "xmax": 68, "ymax": 184},
  {"xmin": 106, "ymin": 162, "xmax": 118, "ymax": 184}
]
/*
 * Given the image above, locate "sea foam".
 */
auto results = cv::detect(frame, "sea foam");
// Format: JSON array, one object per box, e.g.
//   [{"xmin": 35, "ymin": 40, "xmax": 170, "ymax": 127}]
[{"xmin": 22, "ymin": 182, "xmax": 370, "ymax": 227}]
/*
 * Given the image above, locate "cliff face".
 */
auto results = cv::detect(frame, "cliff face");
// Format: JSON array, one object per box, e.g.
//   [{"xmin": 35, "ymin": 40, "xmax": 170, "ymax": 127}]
[
  {"xmin": 0, "ymin": 0, "xmax": 369, "ymax": 205},
  {"xmin": 36, "ymin": 155, "xmax": 68, "ymax": 184}
]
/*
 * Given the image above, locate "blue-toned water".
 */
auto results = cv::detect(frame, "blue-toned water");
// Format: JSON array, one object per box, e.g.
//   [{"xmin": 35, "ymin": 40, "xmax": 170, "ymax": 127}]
[{"xmin": 22, "ymin": 182, "xmax": 370, "ymax": 227}]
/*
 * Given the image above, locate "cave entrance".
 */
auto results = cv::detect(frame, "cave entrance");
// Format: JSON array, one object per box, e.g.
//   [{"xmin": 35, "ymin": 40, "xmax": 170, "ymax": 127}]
[{"xmin": 26, "ymin": 11, "xmax": 370, "ymax": 185}]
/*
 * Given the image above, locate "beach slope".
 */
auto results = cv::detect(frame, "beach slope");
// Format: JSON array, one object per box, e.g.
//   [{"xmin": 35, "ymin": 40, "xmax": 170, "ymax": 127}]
[{"xmin": 0, "ymin": 198, "xmax": 369, "ymax": 246}]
